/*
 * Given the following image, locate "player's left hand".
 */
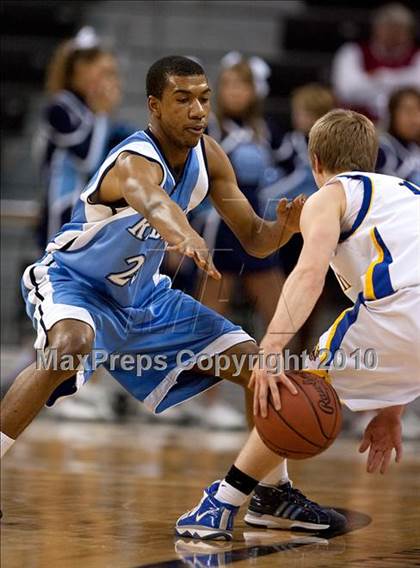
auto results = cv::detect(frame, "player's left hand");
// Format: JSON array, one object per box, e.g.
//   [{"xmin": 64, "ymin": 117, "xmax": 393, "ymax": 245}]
[
  {"xmin": 359, "ymin": 412, "xmax": 403, "ymax": 474},
  {"xmin": 276, "ymin": 194, "xmax": 306, "ymax": 235},
  {"xmin": 248, "ymin": 352, "xmax": 298, "ymax": 418}
]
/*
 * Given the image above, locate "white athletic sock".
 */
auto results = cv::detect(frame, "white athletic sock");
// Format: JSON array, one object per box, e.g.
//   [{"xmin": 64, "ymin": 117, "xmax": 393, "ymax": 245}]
[
  {"xmin": 215, "ymin": 479, "xmax": 249, "ymax": 507},
  {"xmin": 260, "ymin": 460, "xmax": 289, "ymax": 487},
  {"xmin": 1, "ymin": 432, "xmax": 15, "ymax": 458}
]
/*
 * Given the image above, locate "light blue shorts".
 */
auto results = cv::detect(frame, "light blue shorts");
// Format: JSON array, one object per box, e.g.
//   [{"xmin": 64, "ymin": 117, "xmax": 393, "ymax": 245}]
[{"xmin": 22, "ymin": 263, "xmax": 253, "ymax": 413}]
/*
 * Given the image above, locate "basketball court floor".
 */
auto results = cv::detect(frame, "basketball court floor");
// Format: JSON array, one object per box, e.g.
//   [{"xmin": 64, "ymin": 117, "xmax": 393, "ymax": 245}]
[{"xmin": 1, "ymin": 418, "xmax": 419, "ymax": 567}]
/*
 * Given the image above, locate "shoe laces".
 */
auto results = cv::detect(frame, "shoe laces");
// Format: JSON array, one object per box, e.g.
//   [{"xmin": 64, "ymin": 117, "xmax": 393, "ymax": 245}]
[{"xmin": 281, "ymin": 484, "xmax": 323, "ymax": 512}]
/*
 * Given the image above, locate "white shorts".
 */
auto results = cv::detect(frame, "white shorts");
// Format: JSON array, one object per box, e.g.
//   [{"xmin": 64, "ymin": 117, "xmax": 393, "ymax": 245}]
[{"xmin": 307, "ymin": 287, "xmax": 420, "ymax": 411}]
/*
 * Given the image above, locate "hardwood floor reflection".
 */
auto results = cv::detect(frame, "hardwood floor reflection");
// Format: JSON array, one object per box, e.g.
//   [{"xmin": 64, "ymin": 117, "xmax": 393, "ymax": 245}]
[{"xmin": 1, "ymin": 419, "xmax": 419, "ymax": 567}]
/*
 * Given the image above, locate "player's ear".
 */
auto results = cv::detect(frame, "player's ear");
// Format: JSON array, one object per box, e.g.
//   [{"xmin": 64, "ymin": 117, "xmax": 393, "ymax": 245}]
[
  {"xmin": 148, "ymin": 95, "xmax": 161, "ymax": 118},
  {"xmin": 312, "ymin": 154, "xmax": 322, "ymax": 175}
]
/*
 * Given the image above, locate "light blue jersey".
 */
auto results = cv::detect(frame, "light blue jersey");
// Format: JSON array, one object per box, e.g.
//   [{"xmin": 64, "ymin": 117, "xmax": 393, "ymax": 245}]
[
  {"xmin": 22, "ymin": 129, "xmax": 253, "ymax": 413},
  {"xmin": 42, "ymin": 128, "xmax": 210, "ymax": 307}
]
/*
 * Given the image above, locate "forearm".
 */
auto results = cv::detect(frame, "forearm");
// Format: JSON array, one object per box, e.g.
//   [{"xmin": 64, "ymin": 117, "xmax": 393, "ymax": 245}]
[
  {"xmin": 260, "ymin": 184, "xmax": 342, "ymax": 353},
  {"xmin": 375, "ymin": 405, "xmax": 405, "ymax": 418},
  {"xmin": 243, "ymin": 217, "xmax": 294, "ymax": 258},
  {"xmin": 125, "ymin": 184, "xmax": 199, "ymax": 246},
  {"xmin": 262, "ymin": 266, "xmax": 325, "ymax": 351},
  {"xmin": 146, "ymin": 200, "xmax": 200, "ymax": 245}
]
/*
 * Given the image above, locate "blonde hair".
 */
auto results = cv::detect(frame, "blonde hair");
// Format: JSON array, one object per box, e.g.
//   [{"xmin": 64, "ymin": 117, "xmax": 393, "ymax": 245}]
[
  {"xmin": 308, "ymin": 109, "xmax": 378, "ymax": 173},
  {"xmin": 46, "ymin": 40, "xmax": 106, "ymax": 94},
  {"xmin": 292, "ymin": 84, "xmax": 335, "ymax": 120}
]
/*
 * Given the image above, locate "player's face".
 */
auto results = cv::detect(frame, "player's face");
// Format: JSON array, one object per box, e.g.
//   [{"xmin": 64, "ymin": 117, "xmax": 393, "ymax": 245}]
[
  {"xmin": 393, "ymin": 94, "xmax": 420, "ymax": 142},
  {"xmin": 156, "ymin": 75, "xmax": 211, "ymax": 147}
]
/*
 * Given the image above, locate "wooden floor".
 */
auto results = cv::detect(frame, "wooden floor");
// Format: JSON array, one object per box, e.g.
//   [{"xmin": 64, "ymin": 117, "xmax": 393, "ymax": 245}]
[{"xmin": 1, "ymin": 419, "xmax": 420, "ymax": 568}]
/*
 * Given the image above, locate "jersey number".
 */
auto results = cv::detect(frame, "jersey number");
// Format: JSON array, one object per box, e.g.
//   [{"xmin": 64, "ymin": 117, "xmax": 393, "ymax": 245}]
[{"xmin": 107, "ymin": 255, "xmax": 145, "ymax": 286}]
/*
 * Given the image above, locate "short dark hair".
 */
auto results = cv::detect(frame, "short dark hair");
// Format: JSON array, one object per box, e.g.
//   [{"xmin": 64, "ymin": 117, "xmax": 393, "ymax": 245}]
[{"xmin": 146, "ymin": 55, "xmax": 206, "ymax": 99}]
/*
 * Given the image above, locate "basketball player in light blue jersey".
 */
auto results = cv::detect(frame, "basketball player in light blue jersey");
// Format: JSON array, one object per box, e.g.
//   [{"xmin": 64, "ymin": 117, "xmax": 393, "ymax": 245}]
[{"xmin": 1, "ymin": 56, "xmax": 345, "ymax": 531}]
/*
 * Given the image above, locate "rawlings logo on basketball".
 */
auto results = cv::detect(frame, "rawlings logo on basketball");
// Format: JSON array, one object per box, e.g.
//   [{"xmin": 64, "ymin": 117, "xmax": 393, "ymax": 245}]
[{"xmin": 303, "ymin": 377, "xmax": 334, "ymax": 415}]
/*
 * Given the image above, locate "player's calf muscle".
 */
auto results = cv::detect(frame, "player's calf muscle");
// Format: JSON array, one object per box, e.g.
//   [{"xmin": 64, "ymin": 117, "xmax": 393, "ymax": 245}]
[
  {"xmin": 219, "ymin": 341, "xmax": 259, "ymax": 388},
  {"xmin": 188, "ymin": 341, "xmax": 257, "ymax": 388},
  {"xmin": 0, "ymin": 321, "xmax": 94, "ymax": 440}
]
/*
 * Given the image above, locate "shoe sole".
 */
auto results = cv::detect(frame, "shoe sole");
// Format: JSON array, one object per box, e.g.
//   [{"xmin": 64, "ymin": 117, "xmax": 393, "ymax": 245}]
[
  {"xmin": 244, "ymin": 512, "xmax": 330, "ymax": 531},
  {"xmin": 175, "ymin": 526, "xmax": 232, "ymax": 541}
]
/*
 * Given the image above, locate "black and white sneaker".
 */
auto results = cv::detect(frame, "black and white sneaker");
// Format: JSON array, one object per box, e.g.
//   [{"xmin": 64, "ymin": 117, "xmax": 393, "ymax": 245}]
[{"xmin": 244, "ymin": 482, "xmax": 347, "ymax": 532}]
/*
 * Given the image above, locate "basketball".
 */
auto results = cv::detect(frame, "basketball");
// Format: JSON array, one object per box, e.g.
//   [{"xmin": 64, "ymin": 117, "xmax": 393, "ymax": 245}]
[{"xmin": 255, "ymin": 371, "xmax": 342, "ymax": 459}]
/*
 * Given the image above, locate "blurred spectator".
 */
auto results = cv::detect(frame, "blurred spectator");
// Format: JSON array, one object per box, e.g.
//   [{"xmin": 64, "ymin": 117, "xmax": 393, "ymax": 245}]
[
  {"xmin": 331, "ymin": 3, "xmax": 420, "ymax": 121},
  {"xmin": 29, "ymin": 27, "xmax": 136, "ymax": 421},
  {"xmin": 200, "ymin": 52, "xmax": 285, "ymax": 331},
  {"xmin": 260, "ymin": 84, "xmax": 337, "ymax": 359},
  {"xmin": 376, "ymin": 87, "xmax": 420, "ymax": 183},
  {"xmin": 34, "ymin": 27, "xmax": 134, "ymax": 247},
  {"xmin": 260, "ymin": 83, "xmax": 335, "ymax": 216},
  {"xmin": 185, "ymin": 53, "xmax": 285, "ymax": 429}
]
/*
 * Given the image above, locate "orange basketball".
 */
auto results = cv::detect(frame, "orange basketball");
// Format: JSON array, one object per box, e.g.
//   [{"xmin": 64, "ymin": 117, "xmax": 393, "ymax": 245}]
[{"xmin": 255, "ymin": 371, "xmax": 342, "ymax": 459}]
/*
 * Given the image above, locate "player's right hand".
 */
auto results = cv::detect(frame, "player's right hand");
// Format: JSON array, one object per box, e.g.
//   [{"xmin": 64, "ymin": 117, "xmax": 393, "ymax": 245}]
[
  {"xmin": 249, "ymin": 351, "xmax": 298, "ymax": 418},
  {"xmin": 167, "ymin": 235, "xmax": 221, "ymax": 280},
  {"xmin": 359, "ymin": 411, "xmax": 403, "ymax": 474}
]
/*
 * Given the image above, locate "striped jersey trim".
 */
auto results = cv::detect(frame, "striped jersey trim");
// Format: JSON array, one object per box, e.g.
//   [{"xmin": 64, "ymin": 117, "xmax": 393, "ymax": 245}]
[
  {"xmin": 321, "ymin": 293, "xmax": 364, "ymax": 367},
  {"xmin": 399, "ymin": 180, "xmax": 420, "ymax": 195},
  {"xmin": 338, "ymin": 174, "xmax": 374, "ymax": 243},
  {"xmin": 364, "ymin": 227, "xmax": 395, "ymax": 301}
]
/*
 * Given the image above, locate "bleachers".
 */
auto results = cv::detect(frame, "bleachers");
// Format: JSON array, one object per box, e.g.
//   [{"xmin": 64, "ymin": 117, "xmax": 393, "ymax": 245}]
[
  {"xmin": 266, "ymin": 7, "xmax": 369, "ymax": 129},
  {"xmin": 83, "ymin": 0, "xmax": 304, "ymax": 127},
  {"xmin": 283, "ymin": 8, "xmax": 369, "ymax": 54},
  {"xmin": 1, "ymin": 1, "xmax": 83, "ymax": 137}
]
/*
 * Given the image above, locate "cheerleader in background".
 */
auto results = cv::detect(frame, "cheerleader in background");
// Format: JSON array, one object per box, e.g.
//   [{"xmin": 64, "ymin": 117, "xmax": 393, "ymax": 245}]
[
  {"xmin": 198, "ymin": 52, "xmax": 286, "ymax": 330},
  {"xmin": 260, "ymin": 84, "xmax": 335, "ymax": 215},
  {"xmin": 34, "ymin": 27, "xmax": 135, "ymax": 246},
  {"xmin": 28, "ymin": 28, "xmax": 135, "ymax": 421},
  {"xmin": 376, "ymin": 87, "xmax": 420, "ymax": 184},
  {"xmin": 258, "ymin": 85, "xmax": 343, "ymax": 371},
  {"xmin": 182, "ymin": 54, "xmax": 286, "ymax": 429}
]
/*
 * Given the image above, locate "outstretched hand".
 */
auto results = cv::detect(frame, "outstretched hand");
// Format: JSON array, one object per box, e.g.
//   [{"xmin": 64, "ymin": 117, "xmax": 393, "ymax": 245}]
[
  {"xmin": 276, "ymin": 194, "xmax": 306, "ymax": 236},
  {"xmin": 167, "ymin": 235, "xmax": 221, "ymax": 281},
  {"xmin": 359, "ymin": 411, "xmax": 403, "ymax": 474}
]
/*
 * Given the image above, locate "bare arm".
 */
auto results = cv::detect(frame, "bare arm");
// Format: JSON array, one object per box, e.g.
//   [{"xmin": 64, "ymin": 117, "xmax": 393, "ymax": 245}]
[
  {"xmin": 205, "ymin": 136, "xmax": 303, "ymax": 258},
  {"xmin": 249, "ymin": 181, "xmax": 346, "ymax": 417},
  {"xmin": 111, "ymin": 152, "xmax": 220, "ymax": 279},
  {"xmin": 260, "ymin": 181, "xmax": 345, "ymax": 353}
]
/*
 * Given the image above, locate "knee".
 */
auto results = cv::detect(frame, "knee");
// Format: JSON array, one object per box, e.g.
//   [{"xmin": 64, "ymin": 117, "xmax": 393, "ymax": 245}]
[
  {"xmin": 51, "ymin": 328, "xmax": 94, "ymax": 360},
  {"xmin": 39, "ymin": 329, "xmax": 93, "ymax": 388}
]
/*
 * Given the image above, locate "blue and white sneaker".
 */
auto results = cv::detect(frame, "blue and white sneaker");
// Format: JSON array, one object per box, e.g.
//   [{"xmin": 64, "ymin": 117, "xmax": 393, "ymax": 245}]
[{"xmin": 175, "ymin": 481, "xmax": 239, "ymax": 541}]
